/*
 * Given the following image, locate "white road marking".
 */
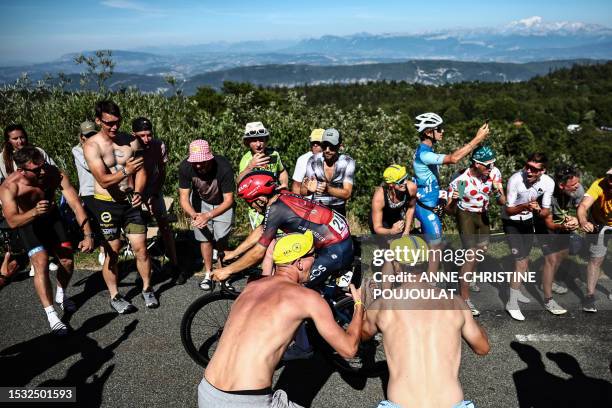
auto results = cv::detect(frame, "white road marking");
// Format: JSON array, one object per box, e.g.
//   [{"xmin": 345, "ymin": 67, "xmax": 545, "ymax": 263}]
[{"xmin": 514, "ymin": 334, "xmax": 588, "ymax": 342}]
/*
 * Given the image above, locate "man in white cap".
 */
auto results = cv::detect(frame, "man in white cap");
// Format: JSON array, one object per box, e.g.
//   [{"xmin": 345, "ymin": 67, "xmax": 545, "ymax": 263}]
[
  {"xmin": 301, "ymin": 128, "xmax": 355, "ymax": 216},
  {"xmin": 291, "ymin": 128, "xmax": 323, "ymax": 195},
  {"xmin": 237, "ymin": 121, "xmax": 289, "ymax": 229},
  {"xmin": 577, "ymin": 167, "xmax": 612, "ymax": 312},
  {"xmin": 178, "ymin": 140, "xmax": 235, "ymax": 290}
]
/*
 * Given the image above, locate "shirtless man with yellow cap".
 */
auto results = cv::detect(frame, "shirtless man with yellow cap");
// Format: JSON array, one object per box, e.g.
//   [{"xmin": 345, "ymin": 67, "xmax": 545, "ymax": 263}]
[
  {"xmin": 362, "ymin": 236, "xmax": 490, "ymax": 408},
  {"xmin": 200, "ymin": 230, "xmax": 364, "ymax": 408}
]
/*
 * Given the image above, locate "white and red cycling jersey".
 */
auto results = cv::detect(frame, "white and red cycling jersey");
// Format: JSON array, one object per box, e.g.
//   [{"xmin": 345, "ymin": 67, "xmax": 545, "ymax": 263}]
[{"xmin": 448, "ymin": 166, "xmax": 503, "ymax": 213}]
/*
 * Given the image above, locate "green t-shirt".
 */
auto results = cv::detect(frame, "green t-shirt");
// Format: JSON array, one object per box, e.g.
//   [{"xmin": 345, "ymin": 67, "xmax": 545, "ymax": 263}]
[
  {"xmin": 239, "ymin": 150, "xmax": 285, "ymax": 175},
  {"xmin": 239, "ymin": 149, "xmax": 286, "ymax": 229}
]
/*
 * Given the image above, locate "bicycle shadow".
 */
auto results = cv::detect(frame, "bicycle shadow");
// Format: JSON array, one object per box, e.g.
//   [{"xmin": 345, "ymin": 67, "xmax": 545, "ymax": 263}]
[{"xmin": 274, "ymin": 352, "xmax": 368, "ymax": 407}]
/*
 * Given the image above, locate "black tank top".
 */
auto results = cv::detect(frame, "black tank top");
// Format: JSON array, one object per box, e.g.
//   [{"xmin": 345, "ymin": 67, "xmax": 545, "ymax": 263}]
[{"xmin": 369, "ymin": 185, "xmax": 409, "ymax": 232}]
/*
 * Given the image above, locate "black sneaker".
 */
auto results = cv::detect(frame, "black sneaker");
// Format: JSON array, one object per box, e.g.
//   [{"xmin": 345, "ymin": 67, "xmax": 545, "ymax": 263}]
[
  {"xmin": 110, "ymin": 293, "xmax": 137, "ymax": 314},
  {"xmin": 175, "ymin": 272, "xmax": 187, "ymax": 285},
  {"xmin": 582, "ymin": 295, "xmax": 597, "ymax": 313}
]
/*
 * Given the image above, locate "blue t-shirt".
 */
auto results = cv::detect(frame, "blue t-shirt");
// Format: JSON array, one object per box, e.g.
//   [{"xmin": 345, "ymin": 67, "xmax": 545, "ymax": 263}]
[{"xmin": 413, "ymin": 143, "xmax": 446, "ymax": 207}]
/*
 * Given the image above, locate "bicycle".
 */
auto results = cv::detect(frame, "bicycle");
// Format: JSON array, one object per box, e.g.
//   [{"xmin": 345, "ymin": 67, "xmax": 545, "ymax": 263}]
[{"xmin": 180, "ymin": 248, "xmax": 387, "ymax": 377}]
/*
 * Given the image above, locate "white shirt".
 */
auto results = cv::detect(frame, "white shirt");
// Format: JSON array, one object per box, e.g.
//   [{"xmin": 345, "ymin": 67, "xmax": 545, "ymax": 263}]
[
  {"xmin": 502, "ymin": 170, "xmax": 554, "ymax": 221},
  {"xmin": 292, "ymin": 151, "xmax": 313, "ymax": 182}
]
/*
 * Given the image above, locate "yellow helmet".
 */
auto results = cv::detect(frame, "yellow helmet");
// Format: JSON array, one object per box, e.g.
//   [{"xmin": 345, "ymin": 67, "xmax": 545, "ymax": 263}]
[
  {"xmin": 389, "ymin": 236, "xmax": 428, "ymax": 265},
  {"xmin": 309, "ymin": 128, "xmax": 325, "ymax": 142},
  {"xmin": 273, "ymin": 230, "xmax": 315, "ymax": 265},
  {"xmin": 383, "ymin": 164, "xmax": 408, "ymax": 184}
]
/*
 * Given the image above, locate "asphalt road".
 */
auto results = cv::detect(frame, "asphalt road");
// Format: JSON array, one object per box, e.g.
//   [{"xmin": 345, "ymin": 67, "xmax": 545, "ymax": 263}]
[{"xmin": 1, "ymin": 264, "xmax": 611, "ymax": 408}]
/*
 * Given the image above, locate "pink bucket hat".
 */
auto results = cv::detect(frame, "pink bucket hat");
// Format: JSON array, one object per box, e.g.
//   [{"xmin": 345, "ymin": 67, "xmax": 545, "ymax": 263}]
[{"xmin": 187, "ymin": 140, "xmax": 214, "ymax": 162}]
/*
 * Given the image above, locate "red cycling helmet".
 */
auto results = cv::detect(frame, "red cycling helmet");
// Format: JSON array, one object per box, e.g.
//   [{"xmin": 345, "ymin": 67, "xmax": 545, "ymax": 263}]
[{"xmin": 238, "ymin": 170, "xmax": 277, "ymax": 203}]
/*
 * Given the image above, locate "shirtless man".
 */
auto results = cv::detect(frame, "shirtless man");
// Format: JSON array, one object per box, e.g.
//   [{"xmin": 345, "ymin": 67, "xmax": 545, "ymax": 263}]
[
  {"xmin": 201, "ymin": 230, "xmax": 364, "ymax": 407},
  {"xmin": 362, "ymin": 236, "xmax": 490, "ymax": 408},
  {"xmin": 0, "ymin": 146, "xmax": 94, "ymax": 335},
  {"xmin": 83, "ymin": 100, "xmax": 158, "ymax": 313},
  {"xmin": 131, "ymin": 117, "xmax": 181, "ymax": 278}
]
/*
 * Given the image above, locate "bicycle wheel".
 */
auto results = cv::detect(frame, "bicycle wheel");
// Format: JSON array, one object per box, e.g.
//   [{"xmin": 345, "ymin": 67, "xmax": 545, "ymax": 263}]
[
  {"xmin": 180, "ymin": 291, "xmax": 238, "ymax": 367},
  {"xmin": 309, "ymin": 296, "xmax": 387, "ymax": 377}
]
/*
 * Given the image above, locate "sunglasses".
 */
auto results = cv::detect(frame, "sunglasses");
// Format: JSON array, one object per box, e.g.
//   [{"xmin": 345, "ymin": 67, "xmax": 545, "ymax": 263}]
[
  {"xmin": 395, "ymin": 175, "xmax": 408, "ymax": 185},
  {"xmin": 526, "ymin": 164, "xmax": 545, "ymax": 173},
  {"xmin": 310, "ymin": 141, "xmax": 322, "ymax": 147},
  {"xmin": 244, "ymin": 129, "xmax": 268, "ymax": 137},
  {"xmin": 322, "ymin": 142, "xmax": 339, "ymax": 151},
  {"xmin": 100, "ymin": 118, "xmax": 121, "ymax": 128},
  {"xmin": 475, "ymin": 161, "xmax": 494, "ymax": 169},
  {"xmin": 434, "ymin": 126, "xmax": 444, "ymax": 133},
  {"xmin": 23, "ymin": 164, "xmax": 45, "ymax": 175},
  {"xmin": 606, "ymin": 174, "xmax": 612, "ymax": 181}
]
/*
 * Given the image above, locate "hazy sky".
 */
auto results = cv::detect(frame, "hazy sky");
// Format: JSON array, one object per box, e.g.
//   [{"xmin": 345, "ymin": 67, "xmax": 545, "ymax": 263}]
[{"xmin": 1, "ymin": 0, "xmax": 611, "ymax": 64}]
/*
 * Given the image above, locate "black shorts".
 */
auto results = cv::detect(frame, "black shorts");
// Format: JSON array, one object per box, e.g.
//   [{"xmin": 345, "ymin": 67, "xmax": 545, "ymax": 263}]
[
  {"xmin": 503, "ymin": 218, "xmax": 565, "ymax": 260},
  {"xmin": 90, "ymin": 197, "xmax": 146, "ymax": 241},
  {"xmin": 18, "ymin": 209, "xmax": 72, "ymax": 258}
]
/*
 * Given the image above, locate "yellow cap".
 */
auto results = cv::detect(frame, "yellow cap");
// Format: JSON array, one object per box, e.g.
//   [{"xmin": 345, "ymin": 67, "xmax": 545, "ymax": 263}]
[
  {"xmin": 389, "ymin": 236, "xmax": 428, "ymax": 265},
  {"xmin": 309, "ymin": 129, "xmax": 325, "ymax": 142},
  {"xmin": 383, "ymin": 165, "xmax": 408, "ymax": 184},
  {"xmin": 273, "ymin": 230, "xmax": 315, "ymax": 264}
]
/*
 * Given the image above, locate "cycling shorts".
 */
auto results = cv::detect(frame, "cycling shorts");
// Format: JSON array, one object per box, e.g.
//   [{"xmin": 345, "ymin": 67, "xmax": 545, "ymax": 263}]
[
  {"xmin": 90, "ymin": 195, "xmax": 146, "ymax": 241},
  {"xmin": 502, "ymin": 218, "xmax": 556, "ymax": 260},
  {"xmin": 456, "ymin": 210, "xmax": 490, "ymax": 249},
  {"xmin": 307, "ymin": 238, "xmax": 354, "ymax": 288},
  {"xmin": 415, "ymin": 204, "xmax": 442, "ymax": 244},
  {"xmin": 18, "ymin": 209, "xmax": 72, "ymax": 258}
]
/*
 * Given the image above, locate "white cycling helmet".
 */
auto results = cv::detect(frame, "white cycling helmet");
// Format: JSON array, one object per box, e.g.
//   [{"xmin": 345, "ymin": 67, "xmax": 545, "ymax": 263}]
[{"xmin": 414, "ymin": 112, "xmax": 443, "ymax": 133}]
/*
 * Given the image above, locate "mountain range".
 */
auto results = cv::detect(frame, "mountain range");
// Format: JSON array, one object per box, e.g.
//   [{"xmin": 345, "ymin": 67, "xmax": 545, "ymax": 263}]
[{"xmin": 1, "ymin": 16, "xmax": 610, "ymax": 93}]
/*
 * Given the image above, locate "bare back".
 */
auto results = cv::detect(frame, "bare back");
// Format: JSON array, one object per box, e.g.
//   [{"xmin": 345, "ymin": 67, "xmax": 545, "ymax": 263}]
[
  {"xmin": 367, "ymin": 284, "xmax": 469, "ymax": 408},
  {"xmin": 84, "ymin": 132, "xmax": 139, "ymax": 199},
  {"xmin": 204, "ymin": 277, "xmax": 312, "ymax": 391}
]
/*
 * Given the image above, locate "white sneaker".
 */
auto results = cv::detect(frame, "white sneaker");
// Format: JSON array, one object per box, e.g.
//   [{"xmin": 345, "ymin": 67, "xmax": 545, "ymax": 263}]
[
  {"xmin": 506, "ymin": 302, "xmax": 525, "ymax": 321},
  {"xmin": 544, "ymin": 298, "xmax": 567, "ymax": 315},
  {"xmin": 539, "ymin": 282, "xmax": 568, "ymax": 295},
  {"xmin": 49, "ymin": 262, "xmax": 58, "ymax": 272},
  {"xmin": 517, "ymin": 291, "xmax": 531, "ymax": 303},
  {"xmin": 29, "ymin": 264, "xmax": 35, "ymax": 277},
  {"xmin": 465, "ymin": 298, "xmax": 481, "ymax": 316},
  {"xmin": 98, "ymin": 252, "xmax": 106, "ymax": 266}
]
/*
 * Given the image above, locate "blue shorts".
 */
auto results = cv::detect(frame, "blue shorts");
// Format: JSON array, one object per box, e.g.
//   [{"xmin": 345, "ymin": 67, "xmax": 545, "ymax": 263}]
[
  {"xmin": 415, "ymin": 204, "xmax": 442, "ymax": 244},
  {"xmin": 307, "ymin": 238, "xmax": 354, "ymax": 288}
]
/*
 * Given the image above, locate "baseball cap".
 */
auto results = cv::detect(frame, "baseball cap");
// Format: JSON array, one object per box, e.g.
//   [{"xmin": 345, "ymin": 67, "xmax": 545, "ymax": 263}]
[
  {"xmin": 309, "ymin": 128, "xmax": 325, "ymax": 143},
  {"xmin": 322, "ymin": 128, "xmax": 340, "ymax": 146},
  {"xmin": 243, "ymin": 121, "xmax": 269, "ymax": 139},
  {"xmin": 187, "ymin": 140, "xmax": 214, "ymax": 163},
  {"xmin": 79, "ymin": 121, "xmax": 97, "ymax": 138},
  {"xmin": 273, "ymin": 230, "xmax": 314, "ymax": 265},
  {"xmin": 607, "ymin": 168, "xmax": 612, "ymax": 175},
  {"xmin": 132, "ymin": 117, "xmax": 153, "ymax": 132}
]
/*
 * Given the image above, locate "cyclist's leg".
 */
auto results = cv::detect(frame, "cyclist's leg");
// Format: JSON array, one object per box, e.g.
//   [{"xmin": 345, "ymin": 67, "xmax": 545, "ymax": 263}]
[
  {"xmin": 415, "ymin": 204, "xmax": 443, "ymax": 274},
  {"xmin": 306, "ymin": 238, "xmax": 354, "ymax": 289}
]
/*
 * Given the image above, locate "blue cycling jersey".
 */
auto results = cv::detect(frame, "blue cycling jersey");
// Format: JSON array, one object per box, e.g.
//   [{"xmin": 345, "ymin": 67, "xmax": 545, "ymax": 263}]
[{"xmin": 413, "ymin": 143, "xmax": 446, "ymax": 207}]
